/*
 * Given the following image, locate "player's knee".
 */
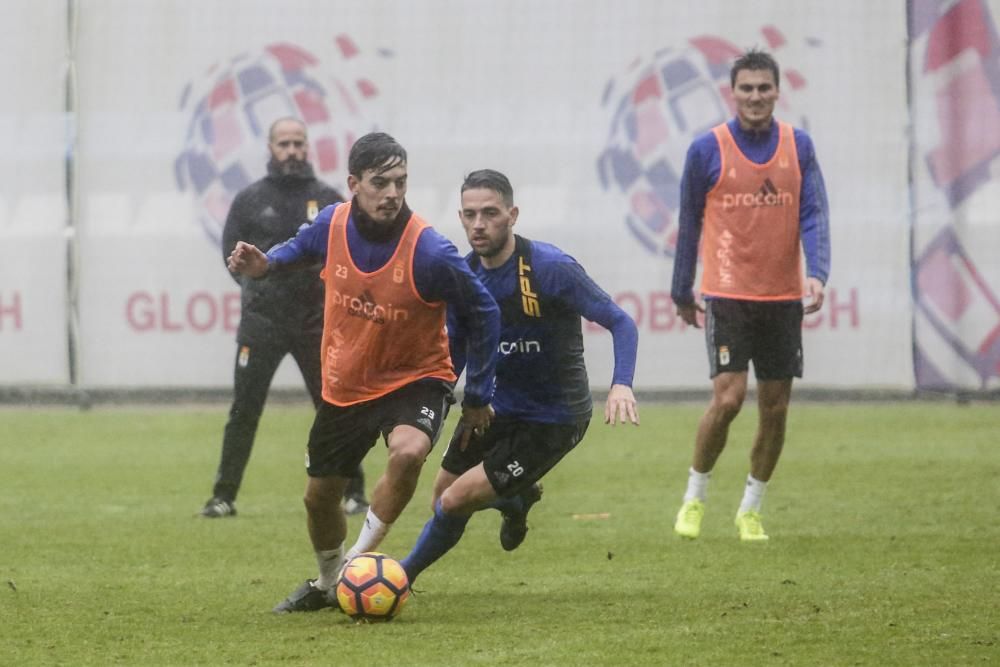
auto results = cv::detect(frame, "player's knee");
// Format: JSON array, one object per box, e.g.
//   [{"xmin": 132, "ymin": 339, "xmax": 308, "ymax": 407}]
[
  {"xmin": 303, "ymin": 481, "xmax": 341, "ymax": 515},
  {"xmin": 438, "ymin": 487, "xmax": 475, "ymax": 516},
  {"xmin": 386, "ymin": 446, "xmax": 426, "ymax": 477},
  {"xmin": 387, "ymin": 434, "xmax": 430, "ymax": 474},
  {"xmin": 438, "ymin": 490, "xmax": 463, "ymax": 515},
  {"xmin": 302, "ymin": 491, "xmax": 324, "ymax": 516},
  {"xmin": 714, "ymin": 394, "xmax": 744, "ymax": 420}
]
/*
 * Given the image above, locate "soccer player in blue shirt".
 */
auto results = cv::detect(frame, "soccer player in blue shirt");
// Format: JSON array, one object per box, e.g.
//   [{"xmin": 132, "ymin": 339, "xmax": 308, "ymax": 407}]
[
  {"xmin": 670, "ymin": 50, "xmax": 830, "ymax": 542},
  {"xmin": 399, "ymin": 169, "xmax": 640, "ymax": 585}
]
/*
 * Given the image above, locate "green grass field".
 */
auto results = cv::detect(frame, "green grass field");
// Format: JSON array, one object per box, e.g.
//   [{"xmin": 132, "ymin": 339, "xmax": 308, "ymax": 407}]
[{"xmin": 2, "ymin": 401, "xmax": 998, "ymax": 666}]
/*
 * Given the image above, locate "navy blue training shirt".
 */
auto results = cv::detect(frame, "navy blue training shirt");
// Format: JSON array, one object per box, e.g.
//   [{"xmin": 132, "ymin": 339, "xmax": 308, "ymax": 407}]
[{"xmin": 449, "ymin": 235, "xmax": 638, "ymax": 424}]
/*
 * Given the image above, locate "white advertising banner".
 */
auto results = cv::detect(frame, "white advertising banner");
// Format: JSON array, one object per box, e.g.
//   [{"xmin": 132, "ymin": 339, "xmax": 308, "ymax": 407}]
[
  {"xmin": 909, "ymin": 0, "xmax": 1000, "ymax": 392},
  {"xmin": 71, "ymin": 0, "xmax": 912, "ymax": 389},
  {"xmin": 0, "ymin": 0, "xmax": 69, "ymax": 385}
]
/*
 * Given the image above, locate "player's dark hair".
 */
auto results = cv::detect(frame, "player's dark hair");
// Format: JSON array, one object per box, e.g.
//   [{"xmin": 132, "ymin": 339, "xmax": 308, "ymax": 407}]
[
  {"xmin": 730, "ymin": 48, "xmax": 780, "ymax": 89},
  {"xmin": 461, "ymin": 169, "xmax": 514, "ymax": 208},
  {"xmin": 348, "ymin": 132, "xmax": 407, "ymax": 177}
]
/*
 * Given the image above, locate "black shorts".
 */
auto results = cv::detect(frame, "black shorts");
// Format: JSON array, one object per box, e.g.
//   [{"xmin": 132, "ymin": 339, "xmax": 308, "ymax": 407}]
[
  {"xmin": 440, "ymin": 415, "xmax": 590, "ymax": 498},
  {"xmin": 305, "ymin": 379, "xmax": 455, "ymax": 478},
  {"xmin": 704, "ymin": 298, "xmax": 803, "ymax": 380}
]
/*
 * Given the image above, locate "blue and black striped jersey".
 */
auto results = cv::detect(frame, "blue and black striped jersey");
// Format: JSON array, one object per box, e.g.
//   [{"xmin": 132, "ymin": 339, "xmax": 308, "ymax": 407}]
[{"xmin": 449, "ymin": 235, "xmax": 637, "ymax": 424}]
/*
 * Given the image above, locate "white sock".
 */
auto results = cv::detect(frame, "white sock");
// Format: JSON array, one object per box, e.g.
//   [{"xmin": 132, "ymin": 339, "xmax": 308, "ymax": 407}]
[
  {"xmin": 738, "ymin": 475, "xmax": 768, "ymax": 514},
  {"xmin": 315, "ymin": 545, "xmax": 345, "ymax": 591},
  {"xmin": 344, "ymin": 508, "xmax": 391, "ymax": 564},
  {"xmin": 683, "ymin": 468, "xmax": 711, "ymax": 502}
]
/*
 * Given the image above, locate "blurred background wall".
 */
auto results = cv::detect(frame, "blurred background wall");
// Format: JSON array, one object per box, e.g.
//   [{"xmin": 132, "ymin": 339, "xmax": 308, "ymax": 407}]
[{"xmin": 1, "ymin": 0, "xmax": 997, "ymax": 401}]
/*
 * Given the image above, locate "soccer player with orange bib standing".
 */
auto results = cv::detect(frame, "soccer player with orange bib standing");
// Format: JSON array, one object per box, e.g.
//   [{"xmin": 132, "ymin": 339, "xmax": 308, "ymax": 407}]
[
  {"xmin": 226, "ymin": 132, "xmax": 500, "ymax": 612},
  {"xmin": 670, "ymin": 49, "xmax": 830, "ymax": 542}
]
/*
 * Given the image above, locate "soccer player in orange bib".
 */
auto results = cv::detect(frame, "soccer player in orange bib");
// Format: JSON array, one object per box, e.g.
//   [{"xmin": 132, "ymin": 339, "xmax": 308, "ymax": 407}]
[
  {"xmin": 670, "ymin": 49, "xmax": 830, "ymax": 542},
  {"xmin": 227, "ymin": 132, "xmax": 500, "ymax": 611}
]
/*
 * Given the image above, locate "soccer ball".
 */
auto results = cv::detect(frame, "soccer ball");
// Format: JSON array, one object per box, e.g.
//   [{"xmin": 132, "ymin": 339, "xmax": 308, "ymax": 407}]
[{"xmin": 335, "ymin": 552, "xmax": 410, "ymax": 622}]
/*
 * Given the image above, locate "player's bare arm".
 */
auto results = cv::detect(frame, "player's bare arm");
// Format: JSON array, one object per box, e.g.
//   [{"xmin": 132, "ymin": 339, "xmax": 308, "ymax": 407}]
[
  {"xmin": 227, "ymin": 241, "xmax": 269, "ymax": 278},
  {"xmin": 804, "ymin": 276, "xmax": 825, "ymax": 314},
  {"xmin": 604, "ymin": 383, "xmax": 639, "ymax": 426}
]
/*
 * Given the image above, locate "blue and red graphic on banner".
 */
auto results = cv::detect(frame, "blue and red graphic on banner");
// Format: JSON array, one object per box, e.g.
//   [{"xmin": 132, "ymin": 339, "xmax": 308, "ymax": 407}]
[
  {"xmin": 910, "ymin": 0, "xmax": 1000, "ymax": 391},
  {"xmin": 175, "ymin": 38, "xmax": 386, "ymax": 246},
  {"xmin": 596, "ymin": 27, "xmax": 812, "ymax": 258}
]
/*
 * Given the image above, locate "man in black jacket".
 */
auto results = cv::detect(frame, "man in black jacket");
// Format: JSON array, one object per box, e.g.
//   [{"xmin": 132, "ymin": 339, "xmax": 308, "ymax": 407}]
[{"xmin": 200, "ymin": 117, "xmax": 367, "ymax": 518}]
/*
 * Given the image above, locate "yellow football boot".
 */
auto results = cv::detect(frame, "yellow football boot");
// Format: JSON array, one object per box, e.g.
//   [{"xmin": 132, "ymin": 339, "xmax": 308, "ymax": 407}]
[
  {"xmin": 673, "ymin": 499, "xmax": 705, "ymax": 539},
  {"xmin": 735, "ymin": 510, "xmax": 769, "ymax": 542}
]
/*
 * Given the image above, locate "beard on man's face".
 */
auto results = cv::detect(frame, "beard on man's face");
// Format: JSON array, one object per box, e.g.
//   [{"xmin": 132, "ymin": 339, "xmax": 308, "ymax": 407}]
[
  {"xmin": 474, "ymin": 240, "xmax": 503, "ymax": 258},
  {"xmin": 269, "ymin": 155, "xmax": 310, "ymax": 178}
]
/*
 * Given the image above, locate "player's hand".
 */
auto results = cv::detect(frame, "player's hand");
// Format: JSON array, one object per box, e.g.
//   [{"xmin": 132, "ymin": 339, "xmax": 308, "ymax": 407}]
[
  {"xmin": 227, "ymin": 241, "xmax": 269, "ymax": 278},
  {"xmin": 458, "ymin": 404, "xmax": 494, "ymax": 451},
  {"xmin": 804, "ymin": 277, "xmax": 825, "ymax": 314},
  {"xmin": 677, "ymin": 302, "xmax": 705, "ymax": 328},
  {"xmin": 604, "ymin": 384, "xmax": 639, "ymax": 426}
]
